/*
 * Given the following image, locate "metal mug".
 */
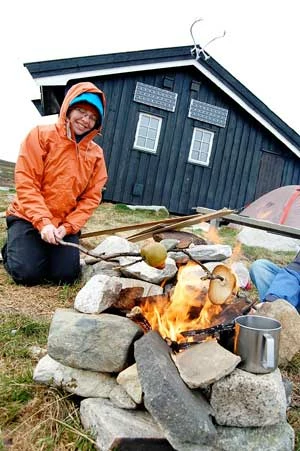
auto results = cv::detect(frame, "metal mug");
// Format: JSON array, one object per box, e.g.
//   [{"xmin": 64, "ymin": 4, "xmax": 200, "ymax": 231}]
[{"xmin": 234, "ymin": 315, "xmax": 281, "ymax": 374}]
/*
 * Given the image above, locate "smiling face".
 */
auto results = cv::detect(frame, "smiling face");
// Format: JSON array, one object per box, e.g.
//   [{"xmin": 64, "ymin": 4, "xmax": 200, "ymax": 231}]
[{"xmin": 68, "ymin": 103, "xmax": 99, "ymax": 135}]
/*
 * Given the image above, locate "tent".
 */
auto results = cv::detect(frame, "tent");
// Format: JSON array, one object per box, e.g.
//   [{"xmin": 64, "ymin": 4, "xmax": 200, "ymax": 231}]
[{"xmin": 241, "ymin": 185, "xmax": 300, "ymax": 228}]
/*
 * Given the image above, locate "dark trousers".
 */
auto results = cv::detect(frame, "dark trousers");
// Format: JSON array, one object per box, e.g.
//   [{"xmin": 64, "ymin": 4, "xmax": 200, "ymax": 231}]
[{"xmin": 1, "ymin": 216, "xmax": 81, "ymax": 286}]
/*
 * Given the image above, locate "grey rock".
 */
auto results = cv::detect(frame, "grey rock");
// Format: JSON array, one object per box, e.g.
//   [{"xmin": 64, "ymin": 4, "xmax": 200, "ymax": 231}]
[
  {"xmin": 213, "ymin": 422, "xmax": 295, "ymax": 451},
  {"xmin": 211, "ymin": 368, "xmax": 287, "ymax": 427},
  {"xmin": 109, "ymin": 384, "xmax": 137, "ymax": 409},
  {"xmin": 172, "ymin": 341, "xmax": 241, "ymax": 388},
  {"xmin": 253, "ymin": 299, "xmax": 300, "ymax": 364},
  {"xmin": 134, "ymin": 331, "xmax": 216, "ymax": 450},
  {"xmin": 93, "ymin": 235, "xmax": 140, "ymax": 257},
  {"xmin": 74, "ymin": 274, "xmax": 122, "ymax": 313},
  {"xmin": 117, "ymin": 363, "xmax": 143, "ymax": 404},
  {"xmin": 47, "ymin": 308, "xmax": 143, "ymax": 372},
  {"xmin": 168, "ymin": 244, "xmax": 232, "ymax": 262},
  {"xmin": 33, "ymin": 354, "xmax": 117, "ymax": 398},
  {"xmin": 81, "ymin": 260, "xmax": 122, "ymax": 283},
  {"xmin": 80, "ymin": 398, "xmax": 173, "ymax": 451},
  {"xmin": 119, "ymin": 257, "xmax": 178, "ymax": 284}
]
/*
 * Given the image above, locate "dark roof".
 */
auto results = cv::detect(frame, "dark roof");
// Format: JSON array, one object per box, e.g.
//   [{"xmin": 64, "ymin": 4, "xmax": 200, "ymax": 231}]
[{"xmin": 24, "ymin": 45, "xmax": 300, "ymax": 154}]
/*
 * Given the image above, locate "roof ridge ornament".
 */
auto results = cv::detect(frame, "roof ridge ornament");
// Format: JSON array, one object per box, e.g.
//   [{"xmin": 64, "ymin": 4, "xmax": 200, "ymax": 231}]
[{"xmin": 190, "ymin": 18, "xmax": 226, "ymax": 61}]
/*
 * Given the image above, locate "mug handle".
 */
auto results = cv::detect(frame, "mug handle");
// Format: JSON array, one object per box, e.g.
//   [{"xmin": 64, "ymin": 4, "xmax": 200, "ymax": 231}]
[{"xmin": 262, "ymin": 333, "xmax": 274, "ymax": 369}]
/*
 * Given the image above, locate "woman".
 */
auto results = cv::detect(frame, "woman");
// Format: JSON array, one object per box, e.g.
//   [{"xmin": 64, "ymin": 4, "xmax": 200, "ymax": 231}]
[{"xmin": 2, "ymin": 81, "xmax": 107, "ymax": 285}]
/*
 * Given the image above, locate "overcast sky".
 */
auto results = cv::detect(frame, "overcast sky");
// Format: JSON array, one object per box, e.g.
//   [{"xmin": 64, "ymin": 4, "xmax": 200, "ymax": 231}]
[{"xmin": 1, "ymin": 0, "xmax": 299, "ymax": 163}]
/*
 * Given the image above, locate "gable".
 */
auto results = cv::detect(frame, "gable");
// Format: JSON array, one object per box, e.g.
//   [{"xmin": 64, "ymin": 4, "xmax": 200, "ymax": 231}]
[{"xmin": 24, "ymin": 46, "xmax": 300, "ymax": 158}]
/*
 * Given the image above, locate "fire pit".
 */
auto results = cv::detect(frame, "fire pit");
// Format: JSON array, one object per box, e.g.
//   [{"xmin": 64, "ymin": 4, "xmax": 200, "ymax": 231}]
[{"xmin": 125, "ymin": 261, "xmax": 256, "ymax": 352}]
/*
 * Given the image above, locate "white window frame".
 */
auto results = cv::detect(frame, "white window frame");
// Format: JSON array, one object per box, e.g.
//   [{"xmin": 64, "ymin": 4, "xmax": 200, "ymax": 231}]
[
  {"xmin": 133, "ymin": 113, "xmax": 162, "ymax": 153},
  {"xmin": 188, "ymin": 127, "xmax": 214, "ymax": 166}
]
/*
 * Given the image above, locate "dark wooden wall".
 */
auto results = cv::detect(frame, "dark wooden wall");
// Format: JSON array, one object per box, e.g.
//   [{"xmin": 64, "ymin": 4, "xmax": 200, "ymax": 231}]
[{"xmin": 88, "ymin": 67, "xmax": 300, "ymax": 214}]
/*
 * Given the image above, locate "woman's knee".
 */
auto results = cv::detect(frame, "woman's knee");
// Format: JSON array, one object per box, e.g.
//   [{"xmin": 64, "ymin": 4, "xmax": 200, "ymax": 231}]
[
  {"xmin": 8, "ymin": 261, "xmax": 47, "ymax": 286},
  {"xmin": 50, "ymin": 266, "xmax": 81, "ymax": 285}
]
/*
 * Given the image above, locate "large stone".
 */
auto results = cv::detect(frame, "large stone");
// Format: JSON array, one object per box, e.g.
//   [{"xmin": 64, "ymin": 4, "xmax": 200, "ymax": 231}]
[
  {"xmin": 81, "ymin": 260, "xmax": 122, "ymax": 284},
  {"xmin": 119, "ymin": 257, "xmax": 177, "ymax": 284},
  {"xmin": 117, "ymin": 363, "xmax": 143, "ymax": 404},
  {"xmin": 214, "ymin": 422, "xmax": 295, "ymax": 451},
  {"xmin": 211, "ymin": 368, "xmax": 287, "ymax": 427},
  {"xmin": 109, "ymin": 384, "xmax": 137, "ymax": 409},
  {"xmin": 47, "ymin": 308, "xmax": 143, "ymax": 372},
  {"xmin": 93, "ymin": 235, "xmax": 140, "ymax": 256},
  {"xmin": 134, "ymin": 331, "xmax": 216, "ymax": 449},
  {"xmin": 253, "ymin": 299, "xmax": 300, "ymax": 364},
  {"xmin": 74, "ymin": 274, "xmax": 122, "ymax": 313},
  {"xmin": 172, "ymin": 340, "xmax": 241, "ymax": 388},
  {"xmin": 33, "ymin": 354, "xmax": 117, "ymax": 398},
  {"xmin": 168, "ymin": 244, "xmax": 232, "ymax": 262},
  {"xmin": 80, "ymin": 398, "xmax": 173, "ymax": 451}
]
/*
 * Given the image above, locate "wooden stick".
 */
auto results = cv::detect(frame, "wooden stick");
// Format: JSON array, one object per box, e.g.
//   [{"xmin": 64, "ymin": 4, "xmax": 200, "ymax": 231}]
[
  {"xmin": 127, "ymin": 208, "xmax": 235, "ymax": 242},
  {"xmin": 56, "ymin": 238, "xmax": 141, "ymax": 261},
  {"xmin": 126, "ymin": 306, "xmax": 152, "ymax": 333},
  {"xmin": 80, "ymin": 213, "xmax": 201, "ymax": 239}
]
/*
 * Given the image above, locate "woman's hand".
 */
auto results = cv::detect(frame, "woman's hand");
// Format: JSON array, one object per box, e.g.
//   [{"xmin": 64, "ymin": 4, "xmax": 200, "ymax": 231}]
[
  {"xmin": 55, "ymin": 225, "xmax": 67, "ymax": 240},
  {"xmin": 41, "ymin": 224, "xmax": 59, "ymax": 244},
  {"xmin": 40, "ymin": 224, "xmax": 66, "ymax": 244}
]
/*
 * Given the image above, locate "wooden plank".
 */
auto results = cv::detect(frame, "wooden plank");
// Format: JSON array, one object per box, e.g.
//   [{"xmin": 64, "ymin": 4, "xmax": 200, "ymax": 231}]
[
  {"xmin": 194, "ymin": 207, "xmax": 300, "ymax": 240},
  {"xmin": 81, "ymin": 212, "xmax": 202, "ymax": 239},
  {"xmin": 127, "ymin": 208, "xmax": 235, "ymax": 242}
]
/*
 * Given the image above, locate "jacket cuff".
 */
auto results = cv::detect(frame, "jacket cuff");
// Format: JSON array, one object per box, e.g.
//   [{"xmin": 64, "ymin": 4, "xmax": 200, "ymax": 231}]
[
  {"xmin": 35, "ymin": 218, "xmax": 52, "ymax": 232},
  {"xmin": 63, "ymin": 222, "xmax": 76, "ymax": 235}
]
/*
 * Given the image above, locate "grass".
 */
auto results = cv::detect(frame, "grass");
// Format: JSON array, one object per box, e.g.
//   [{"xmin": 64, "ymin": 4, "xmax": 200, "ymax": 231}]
[{"xmin": 0, "ymin": 189, "xmax": 299, "ymax": 449}]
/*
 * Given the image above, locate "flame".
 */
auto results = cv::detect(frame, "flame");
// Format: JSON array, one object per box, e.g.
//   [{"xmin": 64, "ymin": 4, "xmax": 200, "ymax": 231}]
[{"xmin": 140, "ymin": 261, "xmax": 224, "ymax": 342}]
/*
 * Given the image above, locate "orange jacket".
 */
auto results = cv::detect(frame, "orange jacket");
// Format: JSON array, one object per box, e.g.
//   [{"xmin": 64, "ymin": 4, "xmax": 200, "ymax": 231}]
[{"xmin": 7, "ymin": 82, "xmax": 108, "ymax": 234}]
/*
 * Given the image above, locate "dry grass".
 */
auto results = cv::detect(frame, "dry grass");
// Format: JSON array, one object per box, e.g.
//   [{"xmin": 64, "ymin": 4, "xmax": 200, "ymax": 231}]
[
  {"xmin": 0, "ymin": 190, "xmax": 299, "ymax": 450},
  {"xmin": 2, "ymin": 386, "xmax": 96, "ymax": 450}
]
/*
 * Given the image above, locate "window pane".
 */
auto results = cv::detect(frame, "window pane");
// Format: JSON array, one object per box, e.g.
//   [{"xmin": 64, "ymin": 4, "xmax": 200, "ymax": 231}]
[
  {"xmin": 147, "ymin": 128, "xmax": 156, "ymax": 139},
  {"xmin": 137, "ymin": 137, "xmax": 146, "ymax": 147},
  {"xmin": 140, "ymin": 115, "xmax": 150, "ymax": 126},
  {"xmin": 193, "ymin": 140, "xmax": 201, "ymax": 151},
  {"xmin": 195, "ymin": 130, "xmax": 203, "ymax": 141},
  {"xmin": 139, "ymin": 126, "xmax": 148, "ymax": 138},
  {"xmin": 146, "ymin": 138, "xmax": 155, "ymax": 149},
  {"xmin": 200, "ymin": 152, "xmax": 208, "ymax": 161},
  {"xmin": 202, "ymin": 143, "xmax": 209, "ymax": 153},
  {"xmin": 202, "ymin": 132, "xmax": 211, "ymax": 143},
  {"xmin": 149, "ymin": 117, "xmax": 159, "ymax": 128}
]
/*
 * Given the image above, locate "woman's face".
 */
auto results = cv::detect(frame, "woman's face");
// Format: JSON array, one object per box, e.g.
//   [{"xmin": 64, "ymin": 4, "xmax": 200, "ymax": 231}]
[{"xmin": 68, "ymin": 105, "xmax": 98, "ymax": 135}]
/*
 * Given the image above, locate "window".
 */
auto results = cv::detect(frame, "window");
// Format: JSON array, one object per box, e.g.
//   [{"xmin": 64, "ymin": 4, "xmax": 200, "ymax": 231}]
[
  {"xmin": 188, "ymin": 128, "xmax": 214, "ymax": 166},
  {"xmin": 133, "ymin": 113, "xmax": 162, "ymax": 153}
]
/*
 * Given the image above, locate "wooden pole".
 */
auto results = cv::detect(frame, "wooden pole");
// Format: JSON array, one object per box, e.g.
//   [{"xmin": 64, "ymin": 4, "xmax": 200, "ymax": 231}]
[{"xmin": 127, "ymin": 208, "xmax": 235, "ymax": 242}]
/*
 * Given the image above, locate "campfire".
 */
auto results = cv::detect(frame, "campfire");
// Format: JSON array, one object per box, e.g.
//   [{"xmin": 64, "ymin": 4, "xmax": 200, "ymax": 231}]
[{"xmin": 126, "ymin": 260, "xmax": 255, "ymax": 352}]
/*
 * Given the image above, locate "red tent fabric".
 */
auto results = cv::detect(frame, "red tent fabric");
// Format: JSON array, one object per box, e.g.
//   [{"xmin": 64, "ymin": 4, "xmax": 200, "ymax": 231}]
[{"xmin": 241, "ymin": 185, "xmax": 300, "ymax": 228}]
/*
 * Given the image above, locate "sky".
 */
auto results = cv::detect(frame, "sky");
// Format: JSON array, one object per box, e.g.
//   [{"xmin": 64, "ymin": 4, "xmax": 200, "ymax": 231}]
[{"xmin": 0, "ymin": 0, "xmax": 299, "ymax": 163}]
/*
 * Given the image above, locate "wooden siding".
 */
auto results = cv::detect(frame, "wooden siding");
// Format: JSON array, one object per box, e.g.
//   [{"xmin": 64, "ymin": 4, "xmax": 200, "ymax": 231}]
[{"xmin": 72, "ymin": 67, "xmax": 300, "ymax": 215}]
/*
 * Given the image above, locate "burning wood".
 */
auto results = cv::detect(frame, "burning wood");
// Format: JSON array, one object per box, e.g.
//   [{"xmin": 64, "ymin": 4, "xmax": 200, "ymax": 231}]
[
  {"xmin": 113, "ymin": 287, "xmax": 145, "ymax": 311},
  {"xmin": 126, "ymin": 306, "xmax": 152, "ymax": 333}
]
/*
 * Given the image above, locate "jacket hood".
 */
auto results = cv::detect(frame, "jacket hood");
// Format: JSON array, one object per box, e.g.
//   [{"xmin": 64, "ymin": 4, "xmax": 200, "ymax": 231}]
[{"xmin": 58, "ymin": 81, "xmax": 106, "ymax": 132}]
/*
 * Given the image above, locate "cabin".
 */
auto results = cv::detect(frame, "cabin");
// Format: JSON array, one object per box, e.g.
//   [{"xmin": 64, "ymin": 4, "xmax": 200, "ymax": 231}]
[{"xmin": 24, "ymin": 46, "xmax": 300, "ymax": 215}]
